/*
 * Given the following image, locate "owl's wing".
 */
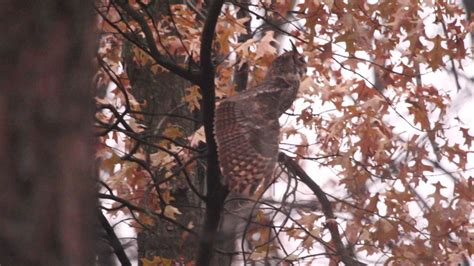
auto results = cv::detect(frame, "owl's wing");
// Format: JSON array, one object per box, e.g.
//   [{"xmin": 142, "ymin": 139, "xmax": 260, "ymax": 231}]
[{"xmin": 214, "ymin": 97, "xmax": 280, "ymax": 195}]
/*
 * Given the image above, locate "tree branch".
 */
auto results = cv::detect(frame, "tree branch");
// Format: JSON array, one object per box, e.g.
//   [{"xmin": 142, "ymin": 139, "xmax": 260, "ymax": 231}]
[
  {"xmin": 98, "ymin": 210, "xmax": 132, "ymax": 266},
  {"xmin": 98, "ymin": 193, "xmax": 197, "ymax": 236},
  {"xmin": 199, "ymin": 0, "xmax": 222, "ymax": 192},
  {"xmin": 278, "ymin": 153, "xmax": 366, "ymax": 266},
  {"xmin": 196, "ymin": 0, "xmax": 229, "ymax": 265},
  {"xmin": 115, "ymin": 0, "xmax": 199, "ymax": 83}
]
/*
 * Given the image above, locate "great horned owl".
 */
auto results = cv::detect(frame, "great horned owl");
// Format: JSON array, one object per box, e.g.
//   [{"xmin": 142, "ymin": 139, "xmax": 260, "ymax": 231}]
[{"xmin": 214, "ymin": 47, "xmax": 307, "ymax": 195}]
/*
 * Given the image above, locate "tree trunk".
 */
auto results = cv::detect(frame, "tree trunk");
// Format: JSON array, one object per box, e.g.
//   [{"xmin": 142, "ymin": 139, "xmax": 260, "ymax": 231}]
[
  {"xmin": 0, "ymin": 1, "xmax": 96, "ymax": 265},
  {"xmin": 122, "ymin": 2, "xmax": 202, "ymax": 262}
]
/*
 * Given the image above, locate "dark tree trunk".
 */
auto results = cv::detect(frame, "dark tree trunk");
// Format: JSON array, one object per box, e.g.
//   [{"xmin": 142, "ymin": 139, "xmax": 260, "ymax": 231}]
[
  {"xmin": 122, "ymin": 2, "xmax": 202, "ymax": 263},
  {"xmin": 0, "ymin": 1, "xmax": 96, "ymax": 265},
  {"xmin": 463, "ymin": 0, "xmax": 474, "ymax": 40},
  {"xmin": 463, "ymin": 0, "xmax": 473, "ymax": 20}
]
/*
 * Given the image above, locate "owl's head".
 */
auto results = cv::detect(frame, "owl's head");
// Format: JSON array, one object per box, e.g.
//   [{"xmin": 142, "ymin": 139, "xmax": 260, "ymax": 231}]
[{"xmin": 266, "ymin": 44, "xmax": 307, "ymax": 80}]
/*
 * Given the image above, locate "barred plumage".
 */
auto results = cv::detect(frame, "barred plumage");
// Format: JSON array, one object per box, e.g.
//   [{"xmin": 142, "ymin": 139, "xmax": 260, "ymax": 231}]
[{"xmin": 215, "ymin": 49, "xmax": 307, "ymax": 195}]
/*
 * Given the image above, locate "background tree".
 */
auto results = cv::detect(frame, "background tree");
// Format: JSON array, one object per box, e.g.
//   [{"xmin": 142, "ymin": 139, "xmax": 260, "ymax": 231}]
[
  {"xmin": 0, "ymin": 1, "xmax": 96, "ymax": 265},
  {"xmin": 95, "ymin": 0, "xmax": 473, "ymax": 265}
]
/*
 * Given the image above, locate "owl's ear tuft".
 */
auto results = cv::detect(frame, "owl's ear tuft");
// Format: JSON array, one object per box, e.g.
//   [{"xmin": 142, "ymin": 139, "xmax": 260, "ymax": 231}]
[{"xmin": 290, "ymin": 40, "xmax": 298, "ymax": 53}]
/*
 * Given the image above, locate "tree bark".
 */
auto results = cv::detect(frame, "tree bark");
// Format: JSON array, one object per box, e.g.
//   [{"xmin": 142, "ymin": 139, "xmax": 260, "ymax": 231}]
[
  {"xmin": 119, "ymin": 1, "xmax": 202, "ymax": 262},
  {"xmin": 0, "ymin": 1, "xmax": 96, "ymax": 265}
]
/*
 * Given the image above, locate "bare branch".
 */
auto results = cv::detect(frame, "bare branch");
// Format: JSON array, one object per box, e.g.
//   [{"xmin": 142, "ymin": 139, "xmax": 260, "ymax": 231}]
[
  {"xmin": 115, "ymin": 0, "xmax": 200, "ymax": 83},
  {"xmin": 196, "ymin": 0, "xmax": 229, "ymax": 265},
  {"xmin": 98, "ymin": 193, "xmax": 197, "ymax": 236},
  {"xmin": 278, "ymin": 153, "xmax": 366, "ymax": 266},
  {"xmin": 98, "ymin": 210, "xmax": 132, "ymax": 266}
]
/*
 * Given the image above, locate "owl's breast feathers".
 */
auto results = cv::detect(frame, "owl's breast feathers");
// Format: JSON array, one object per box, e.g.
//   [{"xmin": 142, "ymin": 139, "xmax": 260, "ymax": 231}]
[
  {"xmin": 215, "ymin": 50, "xmax": 306, "ymax": 195},
  {"xmin": 214, "ymin": 76, "xmax": 300, "ymax": 195}
]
